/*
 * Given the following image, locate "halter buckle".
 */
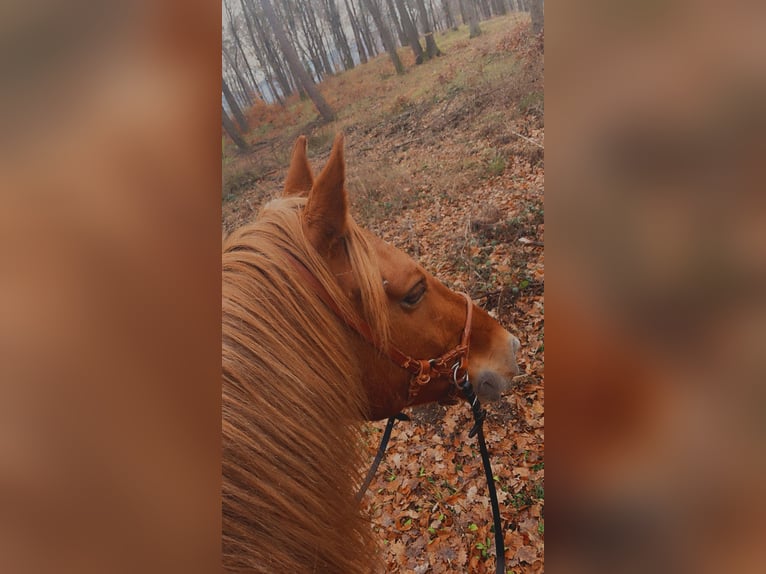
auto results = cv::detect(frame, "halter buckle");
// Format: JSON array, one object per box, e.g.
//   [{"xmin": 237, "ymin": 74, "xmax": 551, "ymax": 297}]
[{"xmin": 415, "ymin": 371, "xmax": 431, "ymax": 386}]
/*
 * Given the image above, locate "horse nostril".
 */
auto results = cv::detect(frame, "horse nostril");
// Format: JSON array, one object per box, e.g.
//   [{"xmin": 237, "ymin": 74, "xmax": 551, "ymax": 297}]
[{"xmin": 474, "ymin": 371, "xmax": 506, "ymax": 402}]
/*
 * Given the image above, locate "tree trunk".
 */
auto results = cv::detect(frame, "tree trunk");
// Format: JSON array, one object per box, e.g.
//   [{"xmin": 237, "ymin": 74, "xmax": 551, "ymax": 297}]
[
  {"xmin": 291, "ymin": 0, "xmax": 324, "ymax": 81},
  {"xmin": 457, "ymin": 0, "xmax": 467, "ymax": 25},
  {"xmin": 250, "ymin": 0, "xmax": 294, "ymax": 98},
  {"xmin": 464, "ymin": 0, "xmax": 481, "ymax": 37},
  {"xmin": 385, "ymin": 0, "xmax": 408, "ymax": 47},
  {"xmin": 221, "ymin": 78, "xmax": 250, "ymax": 133},
  {"xmin": 222, "ymin": 78, "xmax": 250, "ymax": 133},
  {"xmin": 360, "ymin": 0, "xmax": 405, "ymax": 74},
  {"xmin": 240, "ymin": 0, "xmax": 280, "ymax": 103},
  {"xmin": 428, "ymin": 0, "xmax": 442, "ymax": 31},
  {"xmin": 224, "ymin": 0, "xmax": 257, "ymax": 104},
  {"xmin": 300, "ymin": 0, "xmax": 334, "ymax": 77},
  {"xmin": 344, "ymin": 0, "xmax": 368, "ymax": 64},
  {"xmin": 355, "ymin": 1, "xmax": 380, "ymax": 57},
  {"xmin": 441, "ymin": 0, "xmax": 457, "ymax": 30},
  {"xmin": 324, "ymin": 0, "xmax": 355, "ymax": 70},
  {"xmin": 240, "ymin": 0, "xmax": 285, "ymax": 105},
  {"xmin": 233, "ymin": 48, "xmax": 258, "ymax": 104},
  {"xmin": 223, "ymin": 107, "xmax": 249, "ymax": 152},
  {"xmin": 395, "ymin": 0, "xmax": 425, "ymax": 64},
  {"xmin": 415, "ymin": 0, "xmax": 442, "ymax": 58},
  {"xmin": 530, "ymin": 0, "xmax": 543, "ymax": 35},
  {"xmin": 477, "ymin": 0, "xmax": 492, "ymax": 19},
  {"xmin": 223, "ymin": 47, "xmax": 253, "ymax": 107},
  {"xmin": 260, "ymin": 0, "xmax": 336, "ymax": 121},
  {"xmin": 229, "ymin": 72, "xmax": 250, "ymax": 111}
]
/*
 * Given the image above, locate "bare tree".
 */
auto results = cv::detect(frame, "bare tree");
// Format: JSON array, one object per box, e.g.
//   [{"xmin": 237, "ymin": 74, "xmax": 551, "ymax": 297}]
[
  {"xmin": 354, "ymin": 1, "xmax": 381, "ymax": 58},
  {"xmin": 290, "ymin": 0, "xmax": 334, "ymax": 79},
  {"xmin": 223, "ymin": 107, "xmax": 250, "ymax": 152},
  {"xmin": 357, "ymin": 0, "xmax": 385, "ymax": 57},
  {"xmin": 477, "ymin": 0, "xmax": 492, "ymax": 19},
  {"xmin": 384, "ymin": 0, "xmax": 407, "ymax": 47},
  {"xmin": 223, "ymin": 78, "xmax": 250, "ymax": 133},
  {"xmin": 456, "ymin": 0, "xmax": 467, "ymax": 24},
  {"xmin": 359, "ymin": 0, "xmax": 405, "ymax": 74},
  {"xmin": 394, "ymin": 0, "xmax": 425, "ymax": 64},
  {"xmin": 414, "ymin": 0, "xmax": 442, "ymax": 58},
  {"xmin": 239, "ymin": 0, "xmax": 282, "ymax": 103},
  {"xmin": 224, "ymin": 0, "xmax": 259, "ymax": 102},
  {"xmin": 245, "ymin": 0, "xmax": 295, "ymax": 99},
  {"xmin": 530, "ymin": 0, "xmax": 543, "ymax": 35},
  {"xmin": 428, "ymin": 0, "xmax": 443, "ymax": 31},
  {"xmin": 459, "ymin": 0, "xmax": 481, "ymax": 37},
  {"xmin": 323, "ymin": 0, "xmax": 355, "ymax": 70},
  {"xmin": 223, "ymin": 45, "xmax": 254, "ymax": 106},
  {"xmin": 441, "ymin": 0, "xmax": 457, "ymax": 30},
  {"xmin": 260, "ymin": 0, "xmax": 336, "ymax": 121},
  {"xmin": 344, "ymin": 0, "xmax": 369, "ymax": 64}
]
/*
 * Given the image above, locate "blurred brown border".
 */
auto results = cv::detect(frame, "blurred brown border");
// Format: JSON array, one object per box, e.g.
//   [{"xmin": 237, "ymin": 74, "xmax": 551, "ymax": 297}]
[
  {"xmin": 547, "ymin": 0, "xmax": 766, "ymax": 572},
  {"xmin": 1, "ymin": 1, "xmax": 221, "ymax": 572},
  {"xmin": 3, "ymin": 0, "xmax": 765, "ymax": 572}
]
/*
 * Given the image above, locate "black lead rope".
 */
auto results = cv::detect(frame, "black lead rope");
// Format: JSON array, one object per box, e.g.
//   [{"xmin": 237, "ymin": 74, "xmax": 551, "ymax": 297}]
[
  {"xmin": 357, "ymin": 377, "xmax": 506, "ymax": 573},
  {"xmin": 355, "ymin": 412, "xmax": 410, "ymax": 503},
  {"xmin": 458, "ymin": 376, "xmax": 506, "ymax": 574}
]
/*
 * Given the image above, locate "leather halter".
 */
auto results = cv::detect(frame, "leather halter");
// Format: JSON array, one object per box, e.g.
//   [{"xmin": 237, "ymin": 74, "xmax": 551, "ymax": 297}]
[{"xmin": 288, "ymin": 255, "xmax": 473, "ymax": 403}]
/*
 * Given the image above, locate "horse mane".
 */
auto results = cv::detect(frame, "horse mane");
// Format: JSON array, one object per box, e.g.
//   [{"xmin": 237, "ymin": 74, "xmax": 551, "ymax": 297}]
[{"xmin": 222, "ymin": 196, "xmax": 389, "ymax": 572}]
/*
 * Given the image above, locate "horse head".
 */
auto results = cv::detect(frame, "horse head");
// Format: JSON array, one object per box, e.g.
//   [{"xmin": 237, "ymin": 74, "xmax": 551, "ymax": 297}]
[{"xmin": 283, "ymin": 134, "xmax": 520, "ymax": 420}]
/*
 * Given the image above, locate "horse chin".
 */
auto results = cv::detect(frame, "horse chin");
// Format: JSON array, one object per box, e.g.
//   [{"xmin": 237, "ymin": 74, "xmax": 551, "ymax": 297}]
[{"xmin": 473, "ymin": 370, "xmax": 513, "ymax": 403}]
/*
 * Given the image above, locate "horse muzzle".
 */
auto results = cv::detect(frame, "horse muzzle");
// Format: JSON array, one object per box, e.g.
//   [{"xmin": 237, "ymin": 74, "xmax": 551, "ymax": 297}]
[{"xmin": 472, "ymin": 333, "xmax": 520, "ymax": 402}]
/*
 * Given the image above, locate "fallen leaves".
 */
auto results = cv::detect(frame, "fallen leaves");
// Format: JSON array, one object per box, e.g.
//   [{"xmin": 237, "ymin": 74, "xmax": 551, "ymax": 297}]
[{"xmin": 362, "ymin": 373, "xmax": 544, "ymax": 573}]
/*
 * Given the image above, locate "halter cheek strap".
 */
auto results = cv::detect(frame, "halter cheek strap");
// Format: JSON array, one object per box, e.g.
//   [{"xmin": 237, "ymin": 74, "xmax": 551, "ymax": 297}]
[{"xmin": 397, "ymin": 292, "xmax": 472, "ymax": 402}]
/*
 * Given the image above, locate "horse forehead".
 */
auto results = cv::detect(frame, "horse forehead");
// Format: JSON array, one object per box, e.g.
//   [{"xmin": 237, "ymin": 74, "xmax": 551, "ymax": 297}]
[{"xmin": 371, "ymin": 235, "xmax": 418, "ymax": 274}]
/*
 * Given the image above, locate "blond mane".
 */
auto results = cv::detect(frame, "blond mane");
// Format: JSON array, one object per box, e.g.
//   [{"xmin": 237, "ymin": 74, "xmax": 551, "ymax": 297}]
[{"xmin": 222, "ymin": 196, "xmax": 389, "ymax": 572}]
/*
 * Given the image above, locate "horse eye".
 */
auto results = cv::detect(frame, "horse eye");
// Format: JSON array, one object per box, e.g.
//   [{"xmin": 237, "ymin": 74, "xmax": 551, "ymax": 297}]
[{"xmin": 401, "ymin": 282, "xmax": 426, "ymax": 308}]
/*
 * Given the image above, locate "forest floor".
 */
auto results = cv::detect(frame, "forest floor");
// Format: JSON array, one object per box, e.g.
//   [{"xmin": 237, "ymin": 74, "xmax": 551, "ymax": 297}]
[{"xmin": 223, "ymin": 13, "xmax": 544, "ymax": 573}]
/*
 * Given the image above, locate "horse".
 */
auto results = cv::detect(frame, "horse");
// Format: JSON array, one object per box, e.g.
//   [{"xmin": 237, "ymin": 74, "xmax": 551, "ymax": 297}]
[{"xmin": 222, "ymin": 134, "xmax": 520, "ymax": 572}]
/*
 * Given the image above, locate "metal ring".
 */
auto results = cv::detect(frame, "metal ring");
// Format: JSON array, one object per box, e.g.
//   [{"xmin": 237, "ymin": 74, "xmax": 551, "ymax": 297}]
[{"xmin": 452, "ymin": 361, "xmax": 467, "ymax": 384}]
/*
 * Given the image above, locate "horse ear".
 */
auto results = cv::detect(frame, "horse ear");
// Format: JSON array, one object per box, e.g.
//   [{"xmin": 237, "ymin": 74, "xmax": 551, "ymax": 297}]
[
  {"xmin": 283, "ymin": 136, "xmax": 314, "ymax": 197},
  {"xmin": 303, "ymin": 133, "xmax": 348, "ymax": 254}
]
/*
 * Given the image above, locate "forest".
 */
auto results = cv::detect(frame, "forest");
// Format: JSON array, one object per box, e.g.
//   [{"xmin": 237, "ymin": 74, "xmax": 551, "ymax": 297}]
[{"xmin": 222, "ymin": 0, "xmax": 543, "ymax": 133}]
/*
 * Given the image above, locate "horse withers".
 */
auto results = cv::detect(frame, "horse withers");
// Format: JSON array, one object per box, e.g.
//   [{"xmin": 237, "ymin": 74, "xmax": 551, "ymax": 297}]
[{"xmin": 222, "ymin": 134, "xmax": 519, "ymax": 572}]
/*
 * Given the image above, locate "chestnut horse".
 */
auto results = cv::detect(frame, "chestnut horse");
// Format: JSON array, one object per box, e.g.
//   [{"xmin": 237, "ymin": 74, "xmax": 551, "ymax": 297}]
[{"xmin": 222, "ymin": 134, "xmax": 520, "ymax": 572}]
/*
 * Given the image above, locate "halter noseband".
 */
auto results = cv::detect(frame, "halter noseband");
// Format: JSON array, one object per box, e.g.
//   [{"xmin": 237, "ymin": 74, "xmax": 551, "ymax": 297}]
[
  {"xmin": 391, "ymin": 291, "xmax": 472, "ymax": 402},
  {"xmin": 288, "ymin": 255, "xmax": 472, "ymax": 403}
]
